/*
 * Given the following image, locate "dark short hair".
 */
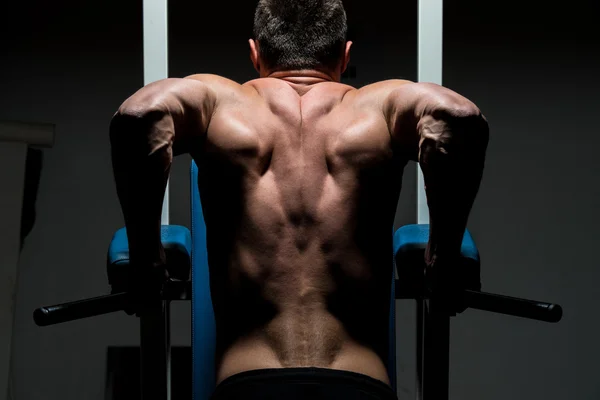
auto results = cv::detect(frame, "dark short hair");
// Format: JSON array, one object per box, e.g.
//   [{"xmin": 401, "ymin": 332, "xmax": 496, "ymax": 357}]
[{"xmin": 253, "ymin": 0, "xmax": 348, "ymax": 71}]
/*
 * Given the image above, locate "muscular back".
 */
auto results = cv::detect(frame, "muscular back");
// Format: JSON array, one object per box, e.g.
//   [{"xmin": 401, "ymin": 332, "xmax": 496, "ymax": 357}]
[
  {"xmin": 193, "ymin": 78, "xmax": 407, "ymax": 384},
  {"xmin": 112, "ymin": 72, "xmax": 486, "ymax": 387}
]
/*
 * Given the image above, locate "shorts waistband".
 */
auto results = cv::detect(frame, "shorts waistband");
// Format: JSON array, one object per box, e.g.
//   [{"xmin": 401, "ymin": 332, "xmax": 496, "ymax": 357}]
[{"xmin": 211, "ymin": 367, "xmax": 397, "ymax": 400}]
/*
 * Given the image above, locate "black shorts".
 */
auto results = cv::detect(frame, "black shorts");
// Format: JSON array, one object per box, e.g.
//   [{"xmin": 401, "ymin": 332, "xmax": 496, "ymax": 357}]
[{"xmin": 210, "ymin": 367, "xmax": 398, "ymax": 400}]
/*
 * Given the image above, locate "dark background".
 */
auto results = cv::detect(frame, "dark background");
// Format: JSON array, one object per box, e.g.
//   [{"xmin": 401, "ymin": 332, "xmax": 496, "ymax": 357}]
[{"xmin": 1, "ymin": 0, "xmax": 594, "ymax": 398}]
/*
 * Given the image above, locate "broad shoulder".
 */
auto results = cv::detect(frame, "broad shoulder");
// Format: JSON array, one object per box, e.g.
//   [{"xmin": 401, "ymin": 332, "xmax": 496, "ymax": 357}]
[
  {"xmin": 185, "ymin": 73, "xmax": 244, "ymax": 90},
  {"xmin": 184, "ymin": 73, "xmax": 259, "ymax": 106},
  {"xmin": 352, "ymin": 79, "xmax": 414, "ymax": 109}
]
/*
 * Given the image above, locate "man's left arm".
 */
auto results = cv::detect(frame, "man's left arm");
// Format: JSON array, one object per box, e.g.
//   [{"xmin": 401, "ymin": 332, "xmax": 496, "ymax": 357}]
[{"xmin": 109, "ymin": 76, "xmax": 216, "ymax": 278}]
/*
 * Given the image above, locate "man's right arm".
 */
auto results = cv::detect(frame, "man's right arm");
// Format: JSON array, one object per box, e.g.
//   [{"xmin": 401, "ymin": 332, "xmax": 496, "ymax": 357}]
[{"xmin": 384, "ymin": 82, "xmax": 490, "ymax": 284}]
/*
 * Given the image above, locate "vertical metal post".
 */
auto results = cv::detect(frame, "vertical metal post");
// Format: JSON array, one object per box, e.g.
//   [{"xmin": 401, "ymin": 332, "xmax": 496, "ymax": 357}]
[
  {"xmin": 0, "ymin": 122, "xmax": 54, "ymax": 400},
  {"xmin": 417, "ymin": 0, "xmax": 447, "ymax": 398},
  {"xmin": 0, "ymin": 141, "xmax": 27, "ymax": 400},
  {"xmin": 416, "ymin": 298, "xmax": 450, "ymax": 400},
  {"xmin": 142, "ymin": 0, "xmax": 170, "ymax": 396},
  {"xmin": 416, "ymin": 300, "xmax": 424, "ymax": 400},
  {"xmin": 422, "ymin": 300, "xmax": 450, "ymax": 400},
  {"xmin": 417, "ymin": 0, "xmax": 443, "ymax": 225},
  {"xmin": 140, "ymin": 299, "xmax": 171, "ymax": 400},
  {"xmin": 143, "ymin": 0, "xmax": 170, "ymax": 226}
]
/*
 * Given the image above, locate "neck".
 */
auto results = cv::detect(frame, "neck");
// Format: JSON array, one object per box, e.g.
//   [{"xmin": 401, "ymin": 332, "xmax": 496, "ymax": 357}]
[
  {"xmin": 264, "ymin": 69, "xmax": 339, "ymax": 96},
  {"xmin": 266, "ymin": 69, "xmax": 338, "ymax": 85}
]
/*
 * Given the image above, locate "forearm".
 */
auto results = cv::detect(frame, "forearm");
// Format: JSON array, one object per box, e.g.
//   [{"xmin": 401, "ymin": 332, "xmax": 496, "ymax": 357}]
[
  {"xmin": 418, "ymin": 106, "xmax": 489, "ymax": 266},
  {"xmin": 109, "ymin": 108, "xmax": 175, "ymax": 265}
]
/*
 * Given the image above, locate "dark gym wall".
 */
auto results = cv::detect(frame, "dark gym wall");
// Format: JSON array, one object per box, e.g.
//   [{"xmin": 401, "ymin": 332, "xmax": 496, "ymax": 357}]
[{"xmin": 1, "ymin": 0, "xmax": 591, "ymax": 399}]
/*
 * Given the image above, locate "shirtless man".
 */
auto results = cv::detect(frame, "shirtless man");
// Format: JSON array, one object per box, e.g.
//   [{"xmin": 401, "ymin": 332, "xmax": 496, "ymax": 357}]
[{"xmin": 109, "ymin": 1, "xmax": 489, "ymax": 399}]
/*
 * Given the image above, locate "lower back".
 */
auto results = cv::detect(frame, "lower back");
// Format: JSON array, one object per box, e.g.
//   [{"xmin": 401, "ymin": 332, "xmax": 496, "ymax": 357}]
[
  {"xmin": 208, "ymin": 232, "xmax": 395, "ymax": 385},
  {"xmin": 215, "ymin": 303, "xmax": 392, "ymax": 386}
]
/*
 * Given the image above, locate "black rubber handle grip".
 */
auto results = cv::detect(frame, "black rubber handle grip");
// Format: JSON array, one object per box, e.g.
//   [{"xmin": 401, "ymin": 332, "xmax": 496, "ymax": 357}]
[
  {"xmin": 464, "ymin": 290, "xmax": 563, "ymax": 323},
  {"xmin": 33, "ymin": 293, "xmax": 130, "ymax": 326}
]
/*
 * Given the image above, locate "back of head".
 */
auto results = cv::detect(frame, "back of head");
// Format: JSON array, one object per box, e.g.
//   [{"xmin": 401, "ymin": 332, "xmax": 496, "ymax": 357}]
[{"xmin": 253, "ymin": 0, "xmax": 348, "ymax": 72}]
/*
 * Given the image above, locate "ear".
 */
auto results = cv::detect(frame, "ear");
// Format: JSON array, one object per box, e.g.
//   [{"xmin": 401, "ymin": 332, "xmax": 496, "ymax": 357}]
[
  {"xmin": 249, "ymin": 39, "xmax": 260, "ymax": 74},
  {"xmin": 341, "ymin": 41, "xmax": 352, "ymax": 73}
]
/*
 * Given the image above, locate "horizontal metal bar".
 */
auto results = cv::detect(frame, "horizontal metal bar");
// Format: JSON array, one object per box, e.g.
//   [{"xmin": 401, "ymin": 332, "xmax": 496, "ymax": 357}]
[
  {"xmin": 34, "ymin": 293, "xmax": 129, "ymax": 326},
  {"xmin": 395, "ymin": 280, "xmax": 562, "ymax": 323},
  {"xmin": 33, "ymin": 281, "xmax": 191, "ymax": 326},
  {"xmin": 35, "ymin": 278, "xmax": 562, "ymax": 326},
  {"xmin": 464, "ymin": 290, "xmax": 563, "ymax": 323}
]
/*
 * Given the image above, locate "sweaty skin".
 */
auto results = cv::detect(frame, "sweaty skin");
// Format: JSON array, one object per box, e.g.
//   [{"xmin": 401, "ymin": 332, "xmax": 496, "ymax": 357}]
[{"xmin": 110, "ymin": 72, "xmax": 488, "ymax": 387}]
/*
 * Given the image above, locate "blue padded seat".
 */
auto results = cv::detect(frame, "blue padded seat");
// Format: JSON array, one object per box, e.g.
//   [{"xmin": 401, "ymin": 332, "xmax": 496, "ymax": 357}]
[{"xmin": 394, "ymin": 224, "xmax": 481, "ymax": 295}]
